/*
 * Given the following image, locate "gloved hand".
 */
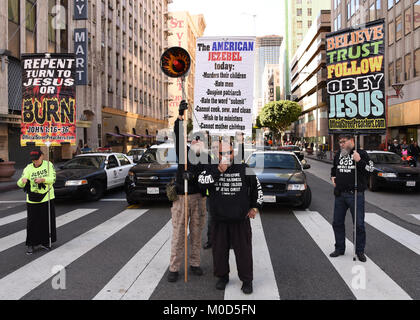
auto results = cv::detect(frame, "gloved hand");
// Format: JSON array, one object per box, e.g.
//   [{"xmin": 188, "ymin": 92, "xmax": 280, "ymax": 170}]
[
  {"xmin": 178, "ymin": 100, "xmax": 188, "ymax": 116},
  {"xmin": 182, "ymin": 171, "xmax": 194, "ymax": 181}
]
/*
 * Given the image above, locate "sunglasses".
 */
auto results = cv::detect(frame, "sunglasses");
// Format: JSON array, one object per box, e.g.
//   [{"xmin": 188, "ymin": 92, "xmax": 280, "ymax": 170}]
[{"xmin": 219, "ymin": 151, "xmax": 233, "ymax": 156}]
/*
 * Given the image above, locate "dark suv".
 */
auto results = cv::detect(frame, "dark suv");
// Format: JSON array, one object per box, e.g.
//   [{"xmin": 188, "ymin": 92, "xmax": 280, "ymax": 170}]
[{"xmin": 124, "ymin": 144, "xmax": 178, "ymax": 204}]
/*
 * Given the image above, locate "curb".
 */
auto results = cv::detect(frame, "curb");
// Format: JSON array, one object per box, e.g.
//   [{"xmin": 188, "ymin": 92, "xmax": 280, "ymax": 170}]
[{"xmin": 0, "ymin": 183, "xmax": 19, "ymax": 193}]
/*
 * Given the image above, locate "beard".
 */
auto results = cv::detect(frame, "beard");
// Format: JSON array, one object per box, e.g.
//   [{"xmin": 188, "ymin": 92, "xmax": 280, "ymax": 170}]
[{"xmin": 340, "ymin": 147, "xmax": 350, "ymax": 157}]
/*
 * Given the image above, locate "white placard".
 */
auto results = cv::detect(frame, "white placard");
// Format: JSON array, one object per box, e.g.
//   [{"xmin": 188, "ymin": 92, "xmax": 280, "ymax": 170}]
[{"xmin": 193, "ymin": 37, "xmax": 255, "ymax": 136}]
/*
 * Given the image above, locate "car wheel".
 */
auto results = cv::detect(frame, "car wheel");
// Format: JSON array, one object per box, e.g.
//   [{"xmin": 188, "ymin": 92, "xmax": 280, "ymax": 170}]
[
  {"xmin": 299, "ymin": 186, "xmax": 312, "ymax": 209},
  {"xmin": 87, "ymin": 181, "xmax": 105, "ymax": 201},
  {"xmin": 368, "ymin": 175, "xmax": 379, "ymax": 192}
]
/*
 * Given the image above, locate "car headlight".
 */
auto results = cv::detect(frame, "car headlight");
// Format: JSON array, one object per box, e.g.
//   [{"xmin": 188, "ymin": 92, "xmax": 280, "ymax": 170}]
[
  {"xmin": 65, "ymin": 180, "xmax": 88, "ymax": 186},
  {"xmin": 287, "ymin": 184, "xmax": 307, "ymax": 191},
  {"xmin": 377, "ymin": 172, "xmax": 397, "ymax": 178}
]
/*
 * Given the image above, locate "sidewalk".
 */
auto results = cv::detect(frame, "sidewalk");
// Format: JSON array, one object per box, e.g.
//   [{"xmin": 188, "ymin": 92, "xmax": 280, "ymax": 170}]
[{"xmin": 304, "ymin": 150, "xmax": 334, "ymax": 165}]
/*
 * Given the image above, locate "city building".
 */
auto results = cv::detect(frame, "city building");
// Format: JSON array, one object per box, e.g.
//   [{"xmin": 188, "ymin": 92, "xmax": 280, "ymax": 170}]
[
  {"xmin": 331, "ymin": 0, "xmax": 420, "ymax": 148},
  {"xmin": 166, "ymin": 11, "xmax": 206, "ymax": 129},
  {"xmin": 291, "ymin": 10, "xmax": 331, "ymax": 148},
  {"xmin": 1, "ymin": 0, "xmax": 170, "ymax": 166},
  {"xmin": 253, "ymin": 35, "xmax": 282, "ymax": 119},
  {"xmin": 261, "ymin": 64, "xmax": 281, "ymax": 109},
  {"xmin": 283, "ymin": 0, "xmax": 331, "ymax": 100}
]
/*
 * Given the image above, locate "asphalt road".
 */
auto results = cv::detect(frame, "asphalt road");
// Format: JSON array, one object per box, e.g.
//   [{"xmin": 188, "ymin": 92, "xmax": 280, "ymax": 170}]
[{"xmin": 0, "ymin": 166, "xmax": 419, "ymax": 300}]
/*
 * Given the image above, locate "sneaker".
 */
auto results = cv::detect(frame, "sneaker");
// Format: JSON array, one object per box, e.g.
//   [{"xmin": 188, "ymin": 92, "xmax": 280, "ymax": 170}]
[
  {"xmin": 167, "ymin": 271, "xmax": 179, "ymax": 282},
  {"xmin": 357, "ymin": 252, "xmax": 367, "ymax": 263},
  {"xmin": 329, "ymin": 250, "xmax": 345, "ymax": 258},
  {"xmin": 241, "ymin": 281, "xmax": 253, "ymax": 294},
  {"xmin": 190, "ymin": 266, "xmax": 204, "ymax": 276},
  {"xmin": 26, "ymin": 246, "xmax": 34, "ymax": 255},
  {"xmin": 39, "ymin": 245, "xmax": 51, "ymax": 251},
  {"xmin": 203, "ymin": 242, "xmax": 212, "ymax": 250},
  {"xmin": 215, "ymin": 276, "xmax": 229, "ymax": 290}
]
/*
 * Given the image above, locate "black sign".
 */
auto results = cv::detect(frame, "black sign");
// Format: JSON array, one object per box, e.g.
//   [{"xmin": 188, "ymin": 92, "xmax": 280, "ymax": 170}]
[
  {"xmin": 74, "ymin": 0, "xmax": 88, "ymax": 20},
  {"xmin": 74, "ymin": 28, "xmax": 88, "ymax": 85},
  {"xmin": 326, "ymin": 19, "xmax": 385, "ymax": 134}
]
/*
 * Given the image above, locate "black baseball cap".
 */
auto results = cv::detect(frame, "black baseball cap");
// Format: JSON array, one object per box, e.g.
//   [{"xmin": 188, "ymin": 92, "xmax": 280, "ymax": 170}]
[{"xmin": 30, "ymin": 150, "xmax": 43, "ymax": 160}]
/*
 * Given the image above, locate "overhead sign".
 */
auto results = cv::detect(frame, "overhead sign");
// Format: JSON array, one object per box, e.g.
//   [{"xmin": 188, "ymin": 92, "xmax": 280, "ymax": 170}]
[
  {"xmin": 21, "ymin": 53, "xmax": 76, "ymax": 146},
  {"xmin": 74, "ymin": 28, "xmax": 88, "ymax": 85},
  {"xmin": 74, "ymin": 0, "xmax": 88, "ymax": 20},
  {"xmin": 326, "ymin": 19, "xmax": 386, "ymax": 134},
  {"xmin": 193, "ymin": 37, "xmax": 256, "ymax": 136}
]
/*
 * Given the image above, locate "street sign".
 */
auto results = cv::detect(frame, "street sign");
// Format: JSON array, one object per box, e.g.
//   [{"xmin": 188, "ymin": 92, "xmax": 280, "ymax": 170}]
[{"xmin": 326, "ymin": 19, "xmax": 386, "ymax": 135}]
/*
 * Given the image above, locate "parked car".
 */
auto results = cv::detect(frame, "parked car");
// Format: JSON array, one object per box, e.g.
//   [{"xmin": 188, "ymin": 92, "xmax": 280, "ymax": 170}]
[
  {"xmin": 277, "ymin": 145, "xmax": 304, "ymax": 160},
  {"xmin": 126, "ymin": 148, "xmax": 146, "ymax": 163},
  {"xmin": 125, "ymin": 143, "xmax": 178, "ymax": 205},
  {"xmin": 54, "ymin": 153, "xmax": 134, "ymax": 201},
  {"xmin": 366, "ymin": 151, "xmax": 420, "ymax": 192},
  {"xmin": 246, "ymin": 151, "xmax": 312, "ymax": 208}
]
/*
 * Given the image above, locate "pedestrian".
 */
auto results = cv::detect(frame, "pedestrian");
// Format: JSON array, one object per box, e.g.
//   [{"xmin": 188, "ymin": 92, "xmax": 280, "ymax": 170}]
[
  {"xmin": 203, "ymin": 138, "xmax": 221, "ymax": 250},
  {"xmin": 198, "ymin": 141, "xmax": 264, "ymax": 294},
  {"xmin": 17, "ymin": 150, "xmax": 57, "ymax": 255},
  {"xmin": 81, "ymin": 143, "xmax": 91, "ymax": 153},
  {"xmin": 408, "ymin": 140, "xmax": 420, "ymax": 167},
  {"xmin": 167, "ymin": 100, "xmax": 210, "ymax": 282},
  {"xmin": 330, "ymin": 134, "xmax": 374, "ymax": 262},
  {"xmin": 74, "ymin": 140, "xmax": 83, "ymax": 157},
  {"xmin": 389, "ymin": 139, "xmax": 401, "ymax": 156}
]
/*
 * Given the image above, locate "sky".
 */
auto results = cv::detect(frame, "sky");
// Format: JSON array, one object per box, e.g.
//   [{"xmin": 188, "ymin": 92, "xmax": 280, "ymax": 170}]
[{"xmin": 168, "ymin": 0, "xmax": 285, "ymax": 38}]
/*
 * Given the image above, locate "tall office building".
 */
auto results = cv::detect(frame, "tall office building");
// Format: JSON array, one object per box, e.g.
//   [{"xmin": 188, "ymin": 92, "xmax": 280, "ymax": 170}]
[
  {"xmin": 283, "ymin": 0, "xmax": 331, "ymax": 100},
  {"xmin": 254, "ymin": 35, "xmax": 282, "ymax": 118},
  {"xmin": 1, "ymin": 0, "xmax": 170, "ymax": 165},
  {"xmin": 331, "ymin": 0, "xmax": 420, "ymax": 148},
  {"xmin": 166, "ymin": 11, "xmax": 206, "ymax": 129}
]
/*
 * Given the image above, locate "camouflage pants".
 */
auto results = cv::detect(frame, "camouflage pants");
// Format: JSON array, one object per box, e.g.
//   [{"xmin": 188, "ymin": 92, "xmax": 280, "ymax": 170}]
[{"xmin": 169, "ymin": 193, "xmax": 206, "ymax": 272}]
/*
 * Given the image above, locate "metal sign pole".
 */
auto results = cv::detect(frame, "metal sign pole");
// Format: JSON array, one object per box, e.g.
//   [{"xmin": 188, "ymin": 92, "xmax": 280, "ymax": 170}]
[
  {"xmin": 353, "ymin": 134, "xmax": 358, "ymax": 261},
  {"xmin": 45, "ymin": 140, "xmax": 52, "ymax": 249},
  {"xmin": 182, "ymin": 76, "xmax": 188, "ymax": 283}
]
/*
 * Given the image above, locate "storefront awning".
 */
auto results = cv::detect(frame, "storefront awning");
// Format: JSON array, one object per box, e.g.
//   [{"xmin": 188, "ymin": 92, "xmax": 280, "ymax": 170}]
[
  {"xmin": 106, "ymin": 132, "xmax": 123, "ymax": 138},
  {"xmin": 120, "ymin": 133, "xmax": 141, "ymax": 138}
]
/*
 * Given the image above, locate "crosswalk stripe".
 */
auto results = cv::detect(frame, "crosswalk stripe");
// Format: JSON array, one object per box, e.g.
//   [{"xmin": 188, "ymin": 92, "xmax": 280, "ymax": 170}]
[
  {"xmin": 0, "ymin": 209, "xmax": 98, "ymax": 253},
  {"xmin": 94, "ymin": 220, "xmax": 172, "ymax": 300},
  {"xmin": 224, "ymin": 214, "xmax": 280, "ymax": 300},
  {"xmin": 0, "ymin": 211, "xmax": 26, "ymax": 227},
  {"xmin": 0, "ymin": 209, "xmax": 148, "ymax": 300},
  {"xmin": 365, "ymin": 213, "xmax": 420, "ymax": 255},
  {"xmin": 294, "ymin": 210, "xmax": 412, "ymax": 300},
  {"xmin": 410, "ymin": 214, "xmax": 420, "ymax": 221}
]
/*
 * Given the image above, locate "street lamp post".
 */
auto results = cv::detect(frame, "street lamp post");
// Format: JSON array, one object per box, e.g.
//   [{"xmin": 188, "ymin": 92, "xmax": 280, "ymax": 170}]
[{"xmin": 385, "ymin": 83, "xmax": 404, "ymax": 150}]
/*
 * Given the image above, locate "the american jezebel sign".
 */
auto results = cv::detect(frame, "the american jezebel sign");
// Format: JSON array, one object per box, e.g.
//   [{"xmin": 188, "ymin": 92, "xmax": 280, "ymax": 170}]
[{"xmin": 326, "ymin": 19, "xmax": 386, "ymax": 134}]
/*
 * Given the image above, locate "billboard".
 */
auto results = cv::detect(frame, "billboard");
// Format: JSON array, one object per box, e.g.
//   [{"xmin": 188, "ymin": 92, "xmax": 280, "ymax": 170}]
[
  {"xmin": 21, "ymin": 53, "xmax": 76, "ymax": 146},
  {"xmin": 193, "ymin": 37, "xmax": 256, "ymax": 136},
  {"xmin": 326, "ymin": 19, "xmax": 385, "ymax": 134}
]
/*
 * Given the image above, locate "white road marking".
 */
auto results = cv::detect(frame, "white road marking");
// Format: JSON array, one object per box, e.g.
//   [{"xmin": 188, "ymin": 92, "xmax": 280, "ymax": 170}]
[
  {"xmin": 365, "ymin": 213, "xmax": 420, "ymax": 255},
  {"xmin": 0, "ymin": 211, "xmax": 26, "ymax": 227},
  {"xmin": 294, "ymin": 210, "xmax": 411, "ymax": 300},
  {"xmin": 94, "ymin": 220, "xmax": 172, "ymax": 300},
  {"xmin": 410, "ymin": 214, "xmax": 420, "ymax": 221},
  {"xmin": 0, "ymin": 201, "xmax": 26, "ymax": 204},
  {"xmin": 99, "ymin": 199, "xmax": 127, "ymax": 202},
  {"xmin": 0, "ymin": 209, "xmax": 148, "ymax": 300},
  {"xmin": 0, "ymin": 209, "xmax": 97, "ymax": 253},
  {"xmin": 224, "ymin": 214, "xmax": 280, "ymax": 300}
]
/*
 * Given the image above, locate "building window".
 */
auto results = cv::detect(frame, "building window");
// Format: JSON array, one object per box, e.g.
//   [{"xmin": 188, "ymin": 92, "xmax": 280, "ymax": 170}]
[
  {"xmin": 347, "ymin": 2, "xmax": 351, "ymax": 20},
  {"xmin": 308, "ymin": 20, "xmax": 312, "ymax": 28},
  {"xmin": 388, "ymin": 62, "xmax": 394, "ymax": 86},
  {"xmin": 395, "ymin": 58, "xmax": 402, "ymax": 83},
  {"xmin": 369, "ymin": 4, "xmax": 375, "ymax": 21},
  {"xmin": 337, "ymin": 14, "xmax": 341, "ymax": 29},
  {"xmin": 415, "ymin": 48, "xmax": 420, "ymax": 78},
  {"xmin": 307, "ymin": 8, "xmax": 312, "ymax": 16},
  {"xmin": 8, "ymin": 0, "xmax": 20, "ymax": 57},
  {"xmin": 388, "ymin": 21, "xmax": 394, "ymax": 45},
  {"xmin": 8, "ymin": 0, "xmax": 19, "ymax": 23},
  {"xmin": 405, "ymin": 54, "xmax": 411, "ymax": 80},
  {"xmin": 297, "ymin": 20, "xmax": 302, "ymax": 29},
  {"xmin": 395, "ymin": 15, "xmax": 402, "ymax": 41},
  {"xmin": 297, "ymin": 8, "xmax": 302, "ymax": 16},
  {"xmin": 405, "ymin": 8, "xmax": 411, "ymax": 34},
  {"xmin": 351, "ymin": 0, "xmax": 355, "ymax": 16},
  {"xmin": 26, "ymin": 0, "xmax": 37, "ymax": 53},
  {"xmin": 388, "ymin": 0, "xmax": 393, "ymax": 10},
  {"xmin": 415, "ymin": 0, "xmax": 420, "ymax": 30}
]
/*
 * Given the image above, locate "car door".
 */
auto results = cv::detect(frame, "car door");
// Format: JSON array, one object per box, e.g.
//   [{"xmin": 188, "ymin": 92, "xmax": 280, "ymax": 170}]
[
  {"xmin": 106, "ymin": 155, "xmax": 120, "ymax": 189},
  {"xmin": 116, "ymin": 154, "xmax": 133, "ymax": 186}
]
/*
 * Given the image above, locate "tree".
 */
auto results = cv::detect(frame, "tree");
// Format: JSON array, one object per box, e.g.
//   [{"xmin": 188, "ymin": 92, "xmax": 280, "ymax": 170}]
[{"xmin": 258, "ymin": 100, "xmax": 302, "ymax": 141}]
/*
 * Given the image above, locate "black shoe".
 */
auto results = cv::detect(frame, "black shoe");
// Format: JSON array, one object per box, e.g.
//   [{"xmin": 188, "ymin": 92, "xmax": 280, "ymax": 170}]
[
  {"xmin": 241, "ymin": 281, "xmax": 253, "ymax": 294},
  {"xmin": 26, "ymin": 246, "xmax": 34, "ymax": 255},
  {"xmin": 215, "ymin": 276, "xmax": 229, "ymax": 290},
  {"xmin": 357, "ymin": 252, "xmax": 367, "ymax": 262},
  {"xmin": 203, "ymin": 242, "xmax": 212, "ymax": 250},
  {"xmin": 39, "ymin": 245, "xmax": 51, "ymax": 251},
  {"xmin": 167, "ymin": 271, "xmax": 179, "ymax": 282},
  {"xmin": 329, "ymin": 250, "xmax": 345, "ymax": 258},
  {"xmin": 190, "ymin": 266, "xmax": 204, "ymax": 276}
]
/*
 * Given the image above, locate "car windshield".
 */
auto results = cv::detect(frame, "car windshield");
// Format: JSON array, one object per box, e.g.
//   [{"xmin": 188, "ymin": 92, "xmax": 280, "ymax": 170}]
[
  {"xmin": 247, "ymin": 153, "xmax": 300, "ymax": 169},
  {"xmin": 138, "ymin": 148, "xmax": 177, "ymax": 164},
  {"xmin": 63, "ymin": 156, "xmax": 105, "ymax": 169},
  {"xmin": 127, "ymin": 149, "xmax": 144, "ymax": 156},
  {"xmin": 370, "ymin": 153, "xmax": 402, "ymax": 164}
]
